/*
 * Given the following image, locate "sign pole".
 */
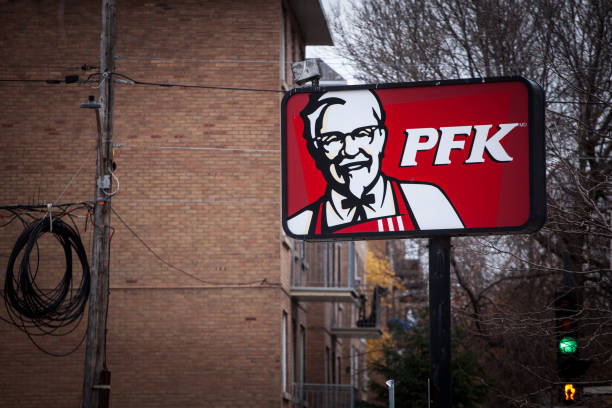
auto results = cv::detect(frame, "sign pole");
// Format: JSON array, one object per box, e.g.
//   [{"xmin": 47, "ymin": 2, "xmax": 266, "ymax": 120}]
[{"xmin": 429, "ymin": 236, "xmax": 452, "ymax": 408}]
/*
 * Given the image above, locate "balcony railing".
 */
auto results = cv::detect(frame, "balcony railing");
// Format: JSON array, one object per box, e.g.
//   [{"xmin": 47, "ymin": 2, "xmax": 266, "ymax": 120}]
[
  {"xmin": 290, "ymin": 242, "xmax": 358, "ymax": 303},
  {"xmin": 330, "ymin": 286, "xmax": 384, "ymax": 338},
  {"xmin": 292, "ymin": 383, "xmax": 358, "ymax": 408}
]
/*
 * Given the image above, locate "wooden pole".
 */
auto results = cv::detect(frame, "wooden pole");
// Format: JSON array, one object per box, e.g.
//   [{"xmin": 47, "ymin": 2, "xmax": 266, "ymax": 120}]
[{"xmin": 82, "ymin": 1, "xmax": 115, "ymax": 407}]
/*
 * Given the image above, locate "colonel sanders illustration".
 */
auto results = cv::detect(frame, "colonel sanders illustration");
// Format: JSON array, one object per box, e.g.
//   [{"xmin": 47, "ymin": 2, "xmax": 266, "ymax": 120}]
[{"xmin": 287, "ymin": 89, "xmax": 464, "ymax": 236}]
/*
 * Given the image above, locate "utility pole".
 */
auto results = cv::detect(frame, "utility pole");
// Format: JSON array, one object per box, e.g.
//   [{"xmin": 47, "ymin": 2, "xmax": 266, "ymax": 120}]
[{"xmin": 82, "ymin": 1, "xmax": 115, "ymax": 407}]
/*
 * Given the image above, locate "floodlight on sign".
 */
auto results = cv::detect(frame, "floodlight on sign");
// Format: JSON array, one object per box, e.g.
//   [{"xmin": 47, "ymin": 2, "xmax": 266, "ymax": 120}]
[{"xmin": 291, "ymin": 59, "xmax": 321, "ymax": 86}]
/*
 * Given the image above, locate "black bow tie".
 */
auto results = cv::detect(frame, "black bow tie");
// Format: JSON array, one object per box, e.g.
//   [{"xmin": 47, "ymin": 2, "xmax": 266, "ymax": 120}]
[{"xmin": 341, "ymin": 194, "xmax": 375, "ymax": 222}]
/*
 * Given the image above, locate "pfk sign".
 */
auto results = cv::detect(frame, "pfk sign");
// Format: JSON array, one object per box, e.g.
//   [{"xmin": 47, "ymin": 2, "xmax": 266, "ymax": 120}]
[{"xmin": 282, "ymin": 77, "xmax": 545, "ymax": 240}]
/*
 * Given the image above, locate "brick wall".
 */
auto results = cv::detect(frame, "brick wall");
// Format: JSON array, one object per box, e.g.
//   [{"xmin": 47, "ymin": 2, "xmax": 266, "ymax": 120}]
[{"xmin": 0, "ymin": 1, "xmax": 303, "ymax": 406}]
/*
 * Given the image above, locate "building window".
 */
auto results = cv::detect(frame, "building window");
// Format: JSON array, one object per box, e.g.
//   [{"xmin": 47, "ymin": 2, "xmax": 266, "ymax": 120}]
[
  {"xmin": 290, "ymin": 239, "xmax": 295, "ymax": 284},
  {"xmin": 292, "ymin": 318, "xmax": 297, "ymax": 385},
  {"xmin": 326, "ymin": 242, "xmax": 336, "ymax": 286},
  {"xmin": 299, "ymin": 325, "xmax": 305, "ymax": 385},
  {"xmin": 291, "ymin": 239, "xmax": 305, "ymax": 286},
  {"xmin": 336, "ymin": 244, "xmax": 342, "ymax": 285},
  {"xmin": 282, "ymin": 311, "xmax": 288, "ymax": 392},
  {"xmin": 331, "ymin": 348, "xmax": 336, "ymax": 384},
  {"xmin": 351, "ymin": 346, "xmax": 359, "ymax": 388},
  {"xmin": 325, "ymin": 346, "xmax": 330, "ymax": 384}
]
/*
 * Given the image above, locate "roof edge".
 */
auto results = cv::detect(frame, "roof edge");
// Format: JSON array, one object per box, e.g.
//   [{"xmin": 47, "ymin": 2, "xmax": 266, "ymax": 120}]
[{"xmin": 288, "ymin": 0, "xmax": 333, "ymax": 46}]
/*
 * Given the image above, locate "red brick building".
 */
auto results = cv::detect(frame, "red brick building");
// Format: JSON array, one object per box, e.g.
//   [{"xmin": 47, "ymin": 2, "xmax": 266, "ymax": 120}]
[{"xmin": 0, "ymin": 1, "xmax": 379, "ymax": 407}]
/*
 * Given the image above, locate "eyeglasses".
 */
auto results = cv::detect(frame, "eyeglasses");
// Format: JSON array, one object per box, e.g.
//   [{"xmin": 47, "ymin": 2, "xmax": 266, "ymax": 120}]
[{"xmin": 314, "ymin": 126, "xmax": 380, "ymax": 150}]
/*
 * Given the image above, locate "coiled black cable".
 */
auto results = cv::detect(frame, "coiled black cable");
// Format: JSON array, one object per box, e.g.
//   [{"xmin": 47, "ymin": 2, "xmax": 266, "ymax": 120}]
[{"xmin": 4, "ymin": 215, "xmax": 90, "ymax": 354}]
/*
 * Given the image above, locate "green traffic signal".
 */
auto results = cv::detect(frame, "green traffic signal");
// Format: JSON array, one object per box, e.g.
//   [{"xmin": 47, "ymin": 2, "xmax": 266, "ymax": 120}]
[{"xmin": 559, "ymin": 336, "xmax": 577, "ymax": 354}]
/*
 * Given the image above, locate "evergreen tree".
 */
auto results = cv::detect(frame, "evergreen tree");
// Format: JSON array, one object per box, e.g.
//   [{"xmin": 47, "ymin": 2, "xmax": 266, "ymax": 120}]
[{"xmin": 360, "ymin": 318, "xmax": 488, "ymax": 407}]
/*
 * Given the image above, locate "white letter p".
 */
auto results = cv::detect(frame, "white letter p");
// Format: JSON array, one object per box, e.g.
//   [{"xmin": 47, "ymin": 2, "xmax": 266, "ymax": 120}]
[{"xmin": 400, "ymin": 128, "xmax": 439, "ymax": 167}]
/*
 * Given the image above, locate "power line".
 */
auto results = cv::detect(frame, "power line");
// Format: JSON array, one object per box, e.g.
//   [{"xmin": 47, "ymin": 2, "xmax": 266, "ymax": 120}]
[
  {"xmin": 0, "ymin": 74, "xmax": 87, "ymax": 85},
  {"xmin": 114, "ymin": 198, "xmax": 280, "ymax": 205},
  {"xmin": 0, "ymin": 65, "xmax": 90, "ymax": 71},
  {"xmin": 0, "ymin": 63, "xmax": 97, "ymax": 70},
  {"xmin": 0, "ymin": 201, "xmax": 90, "ymax": 210},
  {"xmin": 0, "ymin": 78, "xmax": 67, "ymax": 84},
  {"xmin": 3, "ymin": 75, "xmax": 608, "ymax": 104},
  {"xmin": 115, "ymin": 55, "xmax": 284, "ymax": 65},
  {"xmin": 547, "ymin": 100, "xmax": 608, "ymax": 105},
  {"xmin": 117, "ymin": 143, "xmax": 279, "ymax": 153},
  {"xmin": 113, "ymin": 72, "xmax": 284, "ymax": 93},
  {"xmin": 111, "ymin": 207, "xmax": 275, "ymax": 286},
  {"xmin": 0, "ymin": 73, "xmax": 285, "ymax": 93},
  {"xmin": 54, "ymin": 147, "xmax": 97, "ymax": 205}
]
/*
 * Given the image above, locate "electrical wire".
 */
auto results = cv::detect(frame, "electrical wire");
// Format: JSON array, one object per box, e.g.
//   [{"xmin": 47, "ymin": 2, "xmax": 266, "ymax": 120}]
[
  {"xmin": 0, "ymin": 201, "xmax": 92, "ymax": 211},
  {"xmin": 111, "ymin": 72, "xmax": 285, "ymax": 93},
  {"xmin": 54, "ymin": 147, "xmax": 97, "ymax": 205},
  {"xmin": 0, "ymin": 74, "xmax": 285, "ymax": 92},
  {"xmin": 2, "ymin": 211, "xmax": 91, "ymax": 357},
  {"xmin": 547, "ymin": 100, "xmax": 608, "ymax": 105},
  {"xmin": 115, "ymin": 55, "xmax": 283, "ymax": 65},
  {"xmin": 111, "ymin": 207, "xmax": 272, "ymax": 286},
  {"xmin": 116, "ymin": 73, "xmax": 609, "ymax": 102},
  {"xmin": 1, "ymin": 73, "xmax": 608, "ymax": 104},
  {"xmin": 0, "ymin": 79, "xmax": 66, "ymax": 84},
  {"xmin": 5, "ymin": 79, "xmax": 604, "ymax": 105},
  {"xmin": 117, "ymin": 143, "xmax": 279, "ymax": 153},
  {"xmin": 0, "ymin": 63, "xmax": 97, "ymax": 71}
]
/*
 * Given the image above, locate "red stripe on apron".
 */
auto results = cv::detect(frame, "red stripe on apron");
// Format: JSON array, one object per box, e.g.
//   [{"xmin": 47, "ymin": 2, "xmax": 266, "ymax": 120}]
[{"xmin": 390, "ymin": 180, "xmax": 415, "ymax": 230}]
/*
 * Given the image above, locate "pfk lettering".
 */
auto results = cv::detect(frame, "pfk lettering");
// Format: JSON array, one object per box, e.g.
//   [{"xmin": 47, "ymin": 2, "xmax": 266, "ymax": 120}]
[{"xmin": 401, "ymin": 123, "xmax": 519, "ymax": 166}]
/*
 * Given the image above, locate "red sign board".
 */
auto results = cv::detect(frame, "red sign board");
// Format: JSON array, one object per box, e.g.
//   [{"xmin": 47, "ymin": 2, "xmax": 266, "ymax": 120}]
[{"xmin": 282, "ymin": 77, "xmax": 545, "ymax": 240}]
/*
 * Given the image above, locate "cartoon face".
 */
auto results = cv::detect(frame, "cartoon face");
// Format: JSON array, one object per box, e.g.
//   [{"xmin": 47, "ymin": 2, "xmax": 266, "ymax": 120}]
[{"xmin": 305, "ymin": 90, "xmax": 387, "ymax": 199}]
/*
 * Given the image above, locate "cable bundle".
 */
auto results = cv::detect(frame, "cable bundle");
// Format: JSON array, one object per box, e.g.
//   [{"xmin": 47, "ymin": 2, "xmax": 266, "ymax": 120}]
[{"xmin": 4, "ymin": 216, "xmax": 90, "ymax": 351}]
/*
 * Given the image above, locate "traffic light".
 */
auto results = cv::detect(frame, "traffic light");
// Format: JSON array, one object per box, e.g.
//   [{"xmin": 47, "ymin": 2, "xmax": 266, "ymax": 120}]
[
  {"xmin": 555, "ymin": 291, "xmax": 579, "ymax": 377},
  {"xmin": 554, "ymin": 291, "xmax": 591, "ymax": 405}
]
